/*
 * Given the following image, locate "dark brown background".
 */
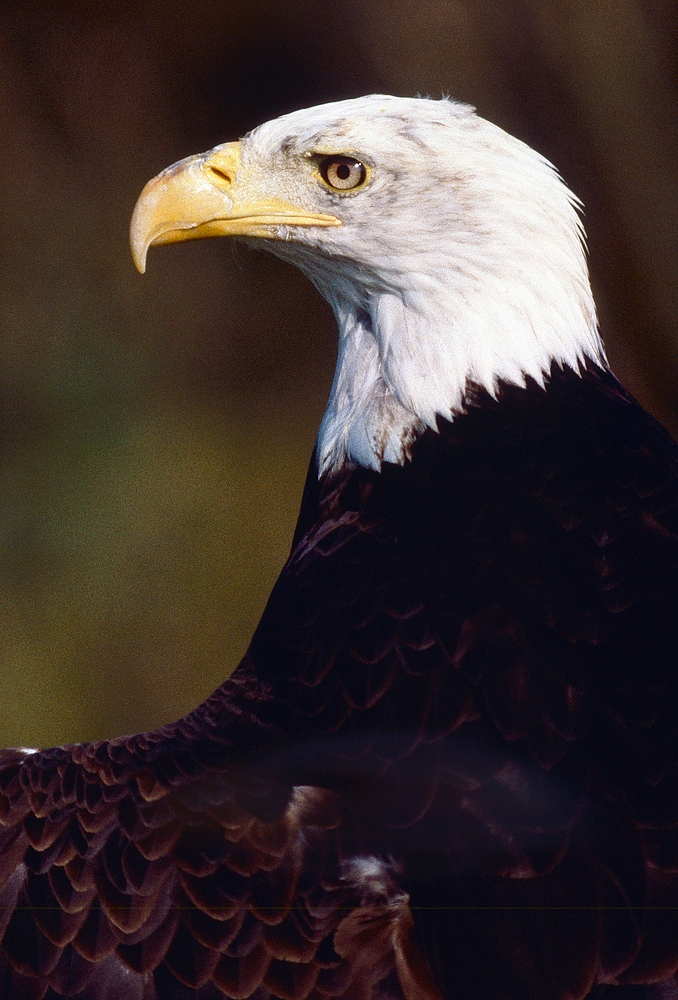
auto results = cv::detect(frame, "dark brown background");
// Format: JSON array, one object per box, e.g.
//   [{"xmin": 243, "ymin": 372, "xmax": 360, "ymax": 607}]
[{"xmin": 0, "ymin": 0, "xmax": 676, "ymax": 747}]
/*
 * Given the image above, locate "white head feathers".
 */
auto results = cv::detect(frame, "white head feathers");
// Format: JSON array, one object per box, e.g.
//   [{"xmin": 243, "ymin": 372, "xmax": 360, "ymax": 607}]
[{"xmin": 241, "ymin": 95, "xmax": 604, "ymax": 475}]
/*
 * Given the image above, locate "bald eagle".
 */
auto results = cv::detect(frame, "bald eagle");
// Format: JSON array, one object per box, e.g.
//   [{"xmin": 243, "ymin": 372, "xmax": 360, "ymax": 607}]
[{"xmin": 1, "ymin": 95, "xmax": 677, "ymax": 1000}]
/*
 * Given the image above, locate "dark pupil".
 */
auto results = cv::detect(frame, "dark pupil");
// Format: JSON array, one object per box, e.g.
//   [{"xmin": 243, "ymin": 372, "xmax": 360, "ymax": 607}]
[{"xmin": 336, "ymin": 163, "xmax": 351, "ymax": 180}]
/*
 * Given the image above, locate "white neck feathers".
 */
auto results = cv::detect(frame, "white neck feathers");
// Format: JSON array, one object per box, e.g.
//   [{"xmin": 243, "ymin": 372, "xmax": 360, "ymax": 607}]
[{"xmin": 313, "ymin": 207, "xmax": 603, "ymax": 476}]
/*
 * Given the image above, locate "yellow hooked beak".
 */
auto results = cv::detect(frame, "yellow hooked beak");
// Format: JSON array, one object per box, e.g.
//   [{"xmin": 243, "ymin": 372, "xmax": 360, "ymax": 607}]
[{"xmin": 130, "ymin": 141, "xmax": 342, "ymax": 273}]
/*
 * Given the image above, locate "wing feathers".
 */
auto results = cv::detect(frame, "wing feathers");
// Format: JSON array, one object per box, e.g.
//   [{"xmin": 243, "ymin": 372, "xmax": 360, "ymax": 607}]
[{"xmin": 3, "ymin": 364, "xmax": 678, "ymax": 997}]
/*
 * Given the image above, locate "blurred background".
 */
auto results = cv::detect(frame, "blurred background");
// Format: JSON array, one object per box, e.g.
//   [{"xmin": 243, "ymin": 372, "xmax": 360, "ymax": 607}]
[{"xmin": 0, "ymin": 0, "xmax": 676, "ymax": 746}]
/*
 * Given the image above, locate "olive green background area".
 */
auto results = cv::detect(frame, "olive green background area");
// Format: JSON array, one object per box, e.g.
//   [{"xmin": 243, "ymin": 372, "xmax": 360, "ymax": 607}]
[{"xmin": 0, "ymin": 1, "xmax": 676, "ymax": 747}]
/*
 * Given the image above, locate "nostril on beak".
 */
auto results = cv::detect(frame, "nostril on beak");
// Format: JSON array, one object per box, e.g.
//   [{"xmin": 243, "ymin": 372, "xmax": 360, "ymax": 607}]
[{"xmin": 209, "ymin": 167, "xmax": 232, "ymax": 184}]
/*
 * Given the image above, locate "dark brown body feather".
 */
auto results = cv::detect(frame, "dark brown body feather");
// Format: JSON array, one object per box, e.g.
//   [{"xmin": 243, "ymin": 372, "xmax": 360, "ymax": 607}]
[{"xmin": 2, "ymin": 362, "xmax": 678, "ymax": 1000}]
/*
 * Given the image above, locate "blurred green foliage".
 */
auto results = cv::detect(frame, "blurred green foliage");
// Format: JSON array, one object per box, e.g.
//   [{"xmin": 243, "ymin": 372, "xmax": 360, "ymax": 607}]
[{"xmin": 0, "ymin": 0, "xmax": 676, "ymax": 746}]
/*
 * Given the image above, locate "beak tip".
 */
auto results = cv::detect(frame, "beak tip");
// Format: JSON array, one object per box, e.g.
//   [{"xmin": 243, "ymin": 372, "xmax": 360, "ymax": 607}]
[
  {"xmin": 130, "ymin": 214, "xmax": 149, "ymax": 274},
  {"xmin": 130, "ymin": 243, "xmax": 148, "ymax": 274},
  {"xmin": 130, "ymin": 177, "xmax": 162, "ymax": 274}
]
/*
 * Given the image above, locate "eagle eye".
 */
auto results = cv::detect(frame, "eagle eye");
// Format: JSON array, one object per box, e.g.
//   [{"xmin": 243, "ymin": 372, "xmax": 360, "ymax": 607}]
[{"xmin": 319, "ymin": 156, "xmax": 367, "ymax": 191}]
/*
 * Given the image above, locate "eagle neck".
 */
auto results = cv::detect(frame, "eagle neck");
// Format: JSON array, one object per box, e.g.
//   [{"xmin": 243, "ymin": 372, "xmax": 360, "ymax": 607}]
[{"xmin": 315, "ymin": 268, "xmax": 604, "ymax": 477}]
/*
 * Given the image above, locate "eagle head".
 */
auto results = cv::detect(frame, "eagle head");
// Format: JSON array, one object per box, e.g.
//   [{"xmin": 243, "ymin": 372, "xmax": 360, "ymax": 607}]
[{"xmin": 131, "ymin": 95, "xmax": 603, "ymax": 475}]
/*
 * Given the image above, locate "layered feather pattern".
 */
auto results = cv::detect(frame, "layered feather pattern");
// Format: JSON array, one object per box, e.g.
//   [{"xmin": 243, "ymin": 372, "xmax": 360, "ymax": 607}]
[{"xmin": 2, "ymin": 363, "xmax": 678, "ymax": 998}]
